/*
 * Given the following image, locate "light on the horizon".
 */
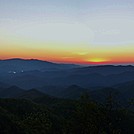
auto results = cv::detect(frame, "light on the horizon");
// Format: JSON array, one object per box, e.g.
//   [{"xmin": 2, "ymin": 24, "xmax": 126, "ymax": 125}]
[{"xmin": 87, "ymin": 58, "xmax": 108, "ymax": 63}]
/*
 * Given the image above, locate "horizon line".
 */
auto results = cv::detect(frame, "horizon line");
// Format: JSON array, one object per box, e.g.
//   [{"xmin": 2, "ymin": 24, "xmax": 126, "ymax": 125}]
[{"xmin": 0, "ymin": 57, "xmax": 134, "ymax": 66}]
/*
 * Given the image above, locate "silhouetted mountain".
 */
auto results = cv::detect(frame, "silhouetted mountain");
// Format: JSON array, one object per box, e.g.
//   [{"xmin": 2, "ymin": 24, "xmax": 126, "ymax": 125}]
[
  {"xmin": 59, "ymin": 85, "xmax": 89, "ymax": 99},
  {"xmin": 90, "ymin": 87, "xmax": 119, "ymax": 103},
  {"xmin": 16, "ymin": 89, "xmax": 46, "ymax": 100},
  {"xmin": 3, "ymin": 70, "xmax": 134, "ymax": 89},
  {"xmin": 90, "ymin": 81, "xmax": 134, "ymax": 107},
  {"xmin": 0, "ymin": 61, "xmax": 134, "ymax": 89},
  {"xmin": 114, "ymin": 80, "xmax": 134, "ymax": 102},
  {"xmin": 38, "ymin": 81, "xmax": 134, "ymax": 106},
  {"xmin": 0, "ymin": 81, "xmax": 9, "ymax": 88},
  {"xmin": 114, "ymin": 80, "xmax": 134, "ymax": 91},
  {"xmin": 73, "ymin": 65, "xmax": 134, "ymax": 75},
  {"xmin": 0, "ymin": 58, "xmax": 79, "ymax": 74},
  {"xmin": 40, "ymin": 70, "xmax": 134, "ymax": 88},
  {"xmin": 39, "ymin": 85, "xmax": 64, "ymax": 97},
  {"xmin": 0, "ymin": 86, "xmax": 25, "ymax": 98}
]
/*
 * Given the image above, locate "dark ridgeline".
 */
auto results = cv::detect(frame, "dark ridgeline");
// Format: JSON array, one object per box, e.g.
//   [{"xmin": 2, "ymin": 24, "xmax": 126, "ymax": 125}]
[
  {"xmin": 0, "ymin": 59, "xmax": 134, "ymax": 89},
  {"xmin": 0, "ymin": 59, "xmax": 134, "ymax": 133}
]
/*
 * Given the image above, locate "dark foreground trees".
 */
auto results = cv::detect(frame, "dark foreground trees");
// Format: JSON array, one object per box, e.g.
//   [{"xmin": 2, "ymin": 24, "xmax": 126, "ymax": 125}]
[{"xmin": 0, "ymin": 96, "xmax": 134, "ymax": 134}]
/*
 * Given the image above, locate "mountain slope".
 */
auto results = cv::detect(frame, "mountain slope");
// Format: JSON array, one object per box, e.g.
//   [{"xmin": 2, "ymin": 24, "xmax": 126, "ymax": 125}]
[
  {"xmin": 0, "ymin": 81, "xmax": 9, "ymax": 88},
  {"xmin": 0, "ymin": 58, "xmax": 79, "ymax": 74},
  {"xmin": 0, "ymin": 86, "xmax": 25, "ymax": 98},
  {"xmin": 0, "ymin": 62, "xmax": 134, "ymax": 88},
  {"xmin": 73, "ymin": 65, "xmax": 134, "ymax": 75},
  {"xmin": 15, "ymin": 89, "xmax": 46, "ymax": 100},
  {"xmin": 58, "ymin": 85, "xmax": 89, "ymax": 99}
]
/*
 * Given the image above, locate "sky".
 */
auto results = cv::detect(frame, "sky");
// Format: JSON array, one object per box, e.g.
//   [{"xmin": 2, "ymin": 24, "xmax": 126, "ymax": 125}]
[{"xmin": 0, "ymin": 0, "xmax": 134, "ymax": 64}]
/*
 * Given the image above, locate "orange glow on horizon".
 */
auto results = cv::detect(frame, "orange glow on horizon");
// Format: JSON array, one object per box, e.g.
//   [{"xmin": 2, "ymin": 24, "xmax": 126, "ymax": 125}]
[
  {"xmin": 0, "ymin": 55, "xmax": 134, "ymax": 65},
  {"xmin": 0, "ymin": 51, "xmax": 134, "ymax": 65},
  {"xmin": 0, "ymin": 44, "xmax": 134, "ymax": 65}
]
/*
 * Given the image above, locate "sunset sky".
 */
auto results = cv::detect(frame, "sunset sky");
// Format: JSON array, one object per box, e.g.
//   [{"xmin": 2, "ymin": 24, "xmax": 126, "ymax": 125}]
[{"xmin": 0, "ymin": 0, "xmax": 134, "ymax": 64}]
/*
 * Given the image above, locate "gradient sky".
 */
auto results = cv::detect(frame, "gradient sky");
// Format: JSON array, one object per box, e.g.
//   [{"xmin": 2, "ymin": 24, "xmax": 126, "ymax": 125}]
[{"xmin": 0, "ymin": 0, "xmax": 134, "ymax": 64}]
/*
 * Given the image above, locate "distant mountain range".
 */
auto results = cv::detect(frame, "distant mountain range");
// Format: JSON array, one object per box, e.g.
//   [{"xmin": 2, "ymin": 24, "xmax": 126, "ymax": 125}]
[
  {"xmin": 0, "ymin": 58, "xmax": 79, "ymax": 73},
  {"xmin": 0, "ymin": 58, "xmax": 134, "ymax": 89},
  {"xmin": 0, "ymin": 58, "xmax": 134, "ymax": 107},
  {"xmin": 0, "ymin": 80, "xmax": 134, "ymax": 108}
]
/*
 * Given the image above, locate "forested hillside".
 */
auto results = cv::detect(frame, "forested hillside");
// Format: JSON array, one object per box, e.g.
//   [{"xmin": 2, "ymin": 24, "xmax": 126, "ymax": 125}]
[{"xmin": 0, "ymin": 94, "xmax": 134, "ymax": 134}]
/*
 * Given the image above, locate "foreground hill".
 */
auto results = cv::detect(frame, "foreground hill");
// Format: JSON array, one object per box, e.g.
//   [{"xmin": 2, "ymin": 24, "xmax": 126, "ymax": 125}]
[
  {"xmin": 0, "ymin": 96, "xmax": 134, "ymax": 134},
  {"xmin": 0, "ymin": 82, "xmax": 134, "ymax": 133},
  {"xmin": 0, "ymin": 98, "xmax": 59, "ymax": 134}
]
